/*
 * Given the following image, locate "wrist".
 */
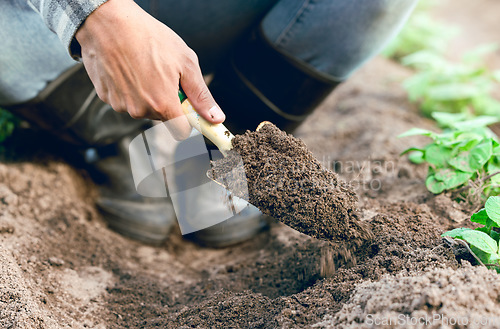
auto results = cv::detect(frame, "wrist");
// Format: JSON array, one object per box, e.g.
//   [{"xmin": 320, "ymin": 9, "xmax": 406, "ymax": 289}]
[{"xmin": 75, "ymin": 0, "xmax": 137, "ymax": 51}]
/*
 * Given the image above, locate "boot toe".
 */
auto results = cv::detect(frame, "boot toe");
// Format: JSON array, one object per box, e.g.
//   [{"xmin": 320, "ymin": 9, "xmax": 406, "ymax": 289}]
[{"xmin": 97, "ymin": 197, "xmax": 176, "ymax": 245}]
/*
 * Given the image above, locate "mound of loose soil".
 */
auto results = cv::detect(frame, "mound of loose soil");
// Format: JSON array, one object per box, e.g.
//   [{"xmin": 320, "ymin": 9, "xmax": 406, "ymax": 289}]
[
  {"xmin": 329, "ymin": 263, "xmax": 500, "ymax": 329},
  {"xmin": 211, "ymin": 122, "xmax": 372, "ymax": 248}
]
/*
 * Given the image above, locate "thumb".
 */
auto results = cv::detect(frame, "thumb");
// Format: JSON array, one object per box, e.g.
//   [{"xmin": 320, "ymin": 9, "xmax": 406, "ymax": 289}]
[{"xmin": 180, "ymin": 71, "xmax": 226, "ymax": 124}]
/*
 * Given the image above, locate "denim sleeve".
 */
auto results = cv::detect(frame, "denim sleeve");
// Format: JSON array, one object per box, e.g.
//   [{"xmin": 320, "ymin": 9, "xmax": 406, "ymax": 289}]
[{"xmin": 27, "ymin": 0, "xmax": 108, "ymax": 59}]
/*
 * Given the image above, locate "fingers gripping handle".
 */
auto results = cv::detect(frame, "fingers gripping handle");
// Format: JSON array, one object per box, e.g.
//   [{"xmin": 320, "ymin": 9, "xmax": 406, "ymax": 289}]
[{"xmin": 178, "ymin": 90, "xmax": 234, "ymax": 156}]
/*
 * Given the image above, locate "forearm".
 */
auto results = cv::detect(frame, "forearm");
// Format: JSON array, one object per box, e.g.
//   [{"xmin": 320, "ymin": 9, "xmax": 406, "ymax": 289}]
[{"xmin": 27, "ymin": 0, "xmax": 109, "ymax": 59}]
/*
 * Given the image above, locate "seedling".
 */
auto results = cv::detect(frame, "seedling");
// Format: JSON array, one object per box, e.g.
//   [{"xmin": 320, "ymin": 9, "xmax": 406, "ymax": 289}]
[
  {"xmin": 399, "ymin": 113, "xmax": 500, "ymax": 202},
  {"xmin": 401, "ymin": 44, "xmax": 500, "ymax": 118},
  {"xmin": 443, "ymin": 196, "xmax": 500, "ymax": 272}
]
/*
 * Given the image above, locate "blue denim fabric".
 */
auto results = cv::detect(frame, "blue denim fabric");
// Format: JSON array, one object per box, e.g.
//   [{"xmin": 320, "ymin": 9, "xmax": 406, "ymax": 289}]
[
  {"xmin": 0, "ymin": 0, "xmax": 416, "ymax": 105},
  {"xmin": 262, "ymin": 0, "xmax": 417, "ymax": 81},
  {"xmin": 0, "ymin": 0, "xmax": 76, "ymax": 105},
  {"xmin": 134, "ymin": 0, "xmax": 279, "ymax": 73}
]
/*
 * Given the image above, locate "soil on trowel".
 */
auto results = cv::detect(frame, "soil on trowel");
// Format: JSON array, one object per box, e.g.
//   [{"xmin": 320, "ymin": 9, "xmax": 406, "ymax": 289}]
[{"xmin": 210, "ymin": 122, "xmax": 372, "ymax": 250}]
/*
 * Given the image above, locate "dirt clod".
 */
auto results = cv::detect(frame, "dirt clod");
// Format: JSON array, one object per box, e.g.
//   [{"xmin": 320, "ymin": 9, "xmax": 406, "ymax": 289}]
[{"xmin": 48, "ymin": 257, "xmax": 65, "ymax": 267}]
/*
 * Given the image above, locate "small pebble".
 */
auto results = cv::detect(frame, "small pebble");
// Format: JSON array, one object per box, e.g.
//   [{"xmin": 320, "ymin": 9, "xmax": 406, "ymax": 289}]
[{"xmin": 48, "ymin": 257, "xmax": 65, "ymax": 266}]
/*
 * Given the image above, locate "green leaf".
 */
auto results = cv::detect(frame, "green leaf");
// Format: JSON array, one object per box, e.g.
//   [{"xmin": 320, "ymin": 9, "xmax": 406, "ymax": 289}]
[
  {"xmin": 400, "ymin": 147, "xmax": 424, "ymax": 156},
  {"xmin": 424, "ymin": 144, "xmax": 452, "ymax": 167},
  {"xmin": 485, "ymin": 196, "xmax": 500, "ymax": 226},
  {"xmin": 448, "ymin": 139, "xmax": 492, "ymax": 172},
  {"xmin": 402, "ymin": 50, "xmax": 446, "ymax": 68},
  {"xmin": 476, "ymin": 226, "xmax": 491, "ymax": 237},
  {"xmin": 408, "ymin": 151, "xmax": 425, "ymax": 164},
  {"xmin": 462, "ymin": 43, "xmax": 499, "ymax": 63},
  {"xmin": 403, "ymin": 74, "xmax": 432, "ymax": 101},
  {"xmin": 456, "ymin": 139, "xmax": 479, "ymax": 152},
  {"xmin": 472, "ymin": 97, "xmax": 500, "ymax": 117},
  {"xmin": 455, "ymin": 129, "xmax": 490, "ymax": 142},
  {"xmin": 491, "ymin": 230, "xmax": 500, "ymax": 243},
  {"xmin": 431, "ymin": 112, "xmax": 468, "ymax": 128},
  {"xmin": 461, "ymin": 230, "xmax": 498, "ymax": 255},
  {"xmin": 427, "ymin": 83, "xmax": 480, "ymax": 101},
  {"xmin": 398, "ymin": 128, "xmax": 437, "ymax": 138},
  {"xmin": 471, "ymin": 208, "xmax": 489, "ymax": 225},
  {"xmin": 442, "ymin": 227, "xmax": 473, "ymax": 239},
  {"xmin": 470, "ymin": 246, "xmax": 500, "ymax": 264},
  {"xmin": 492, "ymin": 142, "xmax": 500, "ymax": 154},
  {"xmin": 452, "ymin": 116, "xmax": 499, "ymax": 130},
  {"xmin": 447, "ymin": 153, "xmax": 473, "ymax": 172},
  {"xmin": 434, "ymin": 168, "xmax": 472, "ymax": 189},
  {"xmin": 470, "ymin": 139, "xmax": 493, "ymax": 168},
  {"xmin": 426, "ymin": 174, "xmax": 447, "ymax": 194}
]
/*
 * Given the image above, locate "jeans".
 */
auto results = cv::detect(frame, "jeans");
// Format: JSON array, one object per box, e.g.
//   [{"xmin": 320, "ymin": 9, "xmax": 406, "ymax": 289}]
[{"xmin": 0, "ymin": 0, "xmax": 417, "ymax": 106}]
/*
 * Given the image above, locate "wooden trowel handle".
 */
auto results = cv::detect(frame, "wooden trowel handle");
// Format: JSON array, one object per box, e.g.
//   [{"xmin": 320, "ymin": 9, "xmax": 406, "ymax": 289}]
[{"xmin": 178, "ymin": 90, "xmax": 234, "ymax": 156}]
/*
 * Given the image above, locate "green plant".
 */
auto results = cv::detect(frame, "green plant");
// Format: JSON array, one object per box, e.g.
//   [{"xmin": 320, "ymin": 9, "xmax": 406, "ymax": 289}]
[
  {"xmin": 399, "ymin": 113, "xmax": 500, "ymax": 201},
  {"xmin": 443, "ymin": 196, "xmax": 500, "ymax": 271},
  {"xmin": 401, "ymin": 44, "xmax": 500, "ymax": 118},
  {"xmin": 0, "ymin": 108, "xmax": 17, "ymax": 143},
  {"xmin": 382, "ymin": 8, "xmax": 458, "ymax": 60}
]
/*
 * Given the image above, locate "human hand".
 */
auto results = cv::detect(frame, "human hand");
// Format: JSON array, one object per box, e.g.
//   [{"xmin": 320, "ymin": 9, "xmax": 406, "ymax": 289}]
[{"xmin": 75, "ymin": 0, "xmax": 225, "ymax": 138}]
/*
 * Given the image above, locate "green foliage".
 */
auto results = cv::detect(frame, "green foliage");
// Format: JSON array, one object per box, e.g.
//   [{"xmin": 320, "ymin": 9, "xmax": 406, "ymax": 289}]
[
  {"xmin": 443, "ymin": 196, "xmax": 500, "ymax": 271},
  {"xmin": 399, "ymin": 113, "xmax": 500, "ymax": 199},
  {"xmin": 382, "ymin": 0, "xmax": 500, "ymax": 121},
  {"xmin": 402, "ymin": 45, "xmax": 500, "ymax": 118},
  {"xmin": 382, "ymin": 0, "xmax": 458, "ymax": 60},
  {"xmin": 382, "ymin": 14, "xmax": 457, "ymax": 60},
  {"xmin": 0, "ymin": 108, "xmax": 17, "ymax": 143}
]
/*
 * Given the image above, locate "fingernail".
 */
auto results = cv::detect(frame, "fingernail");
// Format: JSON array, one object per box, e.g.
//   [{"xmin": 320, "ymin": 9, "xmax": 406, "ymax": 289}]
[{"xmin": 208, "ymin": 105, "xmax": 225, "ymax": 122}]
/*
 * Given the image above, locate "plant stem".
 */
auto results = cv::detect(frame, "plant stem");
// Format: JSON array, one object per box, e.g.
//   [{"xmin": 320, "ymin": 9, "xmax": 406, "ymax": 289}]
[{"xmin": 451, "ymin": 171, "xmax": 500, "ymax": 196}]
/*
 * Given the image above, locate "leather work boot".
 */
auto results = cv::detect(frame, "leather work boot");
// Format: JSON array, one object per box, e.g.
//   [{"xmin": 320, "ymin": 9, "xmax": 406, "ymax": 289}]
[
  {"xmin": 5, "ymin": 64, "xmax": 176, "ymax": 244},
  {"xmin": 89, "ymin": 135, "xmax": 176, "ymax": 244}
]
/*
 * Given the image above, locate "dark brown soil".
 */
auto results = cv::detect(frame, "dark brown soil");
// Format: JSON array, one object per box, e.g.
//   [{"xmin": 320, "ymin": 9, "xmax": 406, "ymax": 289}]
[
  {"xmin": 210, "ymin": 122, "xmax": 372, "ymax": 248},
  {"xmin": 165, "ymin": 201, "xmax": 458, "ymax": 328}
]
